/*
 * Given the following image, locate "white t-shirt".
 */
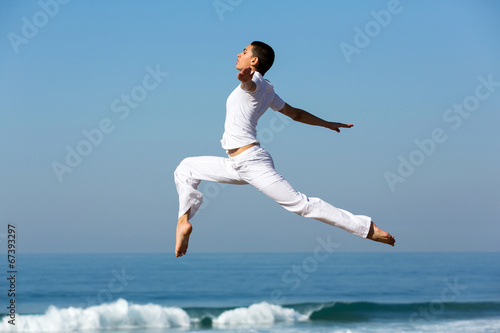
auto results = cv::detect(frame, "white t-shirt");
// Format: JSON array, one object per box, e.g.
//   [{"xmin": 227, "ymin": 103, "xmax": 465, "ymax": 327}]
[{"xmin": 220, "ymin": 71, "xmax": 286, "ymax": 150}]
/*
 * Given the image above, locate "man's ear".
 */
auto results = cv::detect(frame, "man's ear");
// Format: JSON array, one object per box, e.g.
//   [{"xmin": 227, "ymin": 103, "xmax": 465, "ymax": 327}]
[{"xmin": 251, "ymin": 57, "xmax": 259, "ymax": 67}]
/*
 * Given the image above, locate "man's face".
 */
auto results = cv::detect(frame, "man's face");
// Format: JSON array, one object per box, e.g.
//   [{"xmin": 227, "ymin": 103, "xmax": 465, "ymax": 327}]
[{"xmin": 236, "ymin": 44, "xmax": 257, "ymax": 71}]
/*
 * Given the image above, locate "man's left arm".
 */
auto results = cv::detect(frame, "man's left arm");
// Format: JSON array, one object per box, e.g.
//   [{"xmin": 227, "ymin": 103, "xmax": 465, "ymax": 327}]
[{"xmin": 278, "ymin": 103, "xmax": 353, "ymax": 133}]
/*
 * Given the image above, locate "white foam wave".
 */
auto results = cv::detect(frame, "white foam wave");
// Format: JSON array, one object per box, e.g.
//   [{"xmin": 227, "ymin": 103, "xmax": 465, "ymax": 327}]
[
  {"xmin": 0, "ymin": 299, "xmax": 190, "ymax": 332},
  {"xmin": 213, "ymin": 302, "xmax": 308, "ymax": 328},
  {"xmin": 0, "ymin": 300, "xmax": 309, "ymax": 332}
]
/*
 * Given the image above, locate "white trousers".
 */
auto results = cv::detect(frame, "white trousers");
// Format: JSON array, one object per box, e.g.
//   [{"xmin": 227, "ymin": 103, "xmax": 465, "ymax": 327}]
[{"xmin": 174, "ymin": 146, "xmax": 371, "ymax": 238}]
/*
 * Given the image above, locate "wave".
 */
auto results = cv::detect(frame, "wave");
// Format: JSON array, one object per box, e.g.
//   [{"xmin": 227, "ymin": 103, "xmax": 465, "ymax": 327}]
[
  {"xmin": 0, "ymin": 299, "xmax": 305, "ymax": 332},
  {"xmin": 0, "ymin": 299, "xmax": 189, "ymax": 332},
  {"xmin": 305, "ymin": 301, "xmax": 500, "ymax": 322},
  {"xmin": 0, "ymin": 299, "xmax": 499, "ymax": 332}
]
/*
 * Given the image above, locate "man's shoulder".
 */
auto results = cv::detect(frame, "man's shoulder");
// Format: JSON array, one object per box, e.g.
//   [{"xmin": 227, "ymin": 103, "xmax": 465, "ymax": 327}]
[{"xmin": 253, "ymin": 72, "xmax": 276, "ymax": 92}]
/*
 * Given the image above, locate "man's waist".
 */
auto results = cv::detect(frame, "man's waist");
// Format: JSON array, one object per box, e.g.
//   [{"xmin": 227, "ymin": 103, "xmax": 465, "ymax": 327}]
[{"xmin": 226, "ymin": 142, "xmax": 259, "ymax": 157}]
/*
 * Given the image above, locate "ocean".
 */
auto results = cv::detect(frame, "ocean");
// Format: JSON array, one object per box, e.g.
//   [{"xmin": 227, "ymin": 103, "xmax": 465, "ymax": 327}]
[{"xmin": 0, "ymin": 252, "xmax": 499, "ymax": 332}]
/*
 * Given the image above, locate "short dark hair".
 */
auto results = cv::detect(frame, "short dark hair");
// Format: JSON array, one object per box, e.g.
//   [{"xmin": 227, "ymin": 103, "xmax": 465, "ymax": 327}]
[{"xmin": 250, "ymin": 41, "xmax": 275, "ymax": 75}]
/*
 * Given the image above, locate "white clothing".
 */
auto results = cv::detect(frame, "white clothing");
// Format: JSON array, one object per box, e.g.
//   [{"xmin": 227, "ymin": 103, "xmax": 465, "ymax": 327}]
[
  {"xmin": 175, "ymin": 71, "xmax": 371, "ymax": 239},
  {"xmin": 174, "ymin": 145, "xmax": 371, "ymax": 238},
  {"xmin": 220, "ymin": 71, "xmax": 285, "ymax": 150}
]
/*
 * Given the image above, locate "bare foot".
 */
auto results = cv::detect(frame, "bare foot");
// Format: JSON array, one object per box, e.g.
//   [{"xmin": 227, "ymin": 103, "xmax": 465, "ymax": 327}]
[
  {"xmin": 366, "ymin": 222, "xmax": 395, "ymax": 246},
  {"xmin": 175, "ymin": 215, "xmax": 193, "ymax": 257}
]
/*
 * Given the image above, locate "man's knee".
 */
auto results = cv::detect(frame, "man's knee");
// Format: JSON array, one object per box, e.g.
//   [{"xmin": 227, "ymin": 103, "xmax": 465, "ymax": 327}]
[
  {"xmin": 174, "ymin": 158, "xmax": 192, "ymax": 182},
  {"xmin": 279, "ymin": 193, "xmax": 310, "ymax": 216},
  {"xmin": 175, "ymin": 157, "xmax": 194, "ymax": 174}
]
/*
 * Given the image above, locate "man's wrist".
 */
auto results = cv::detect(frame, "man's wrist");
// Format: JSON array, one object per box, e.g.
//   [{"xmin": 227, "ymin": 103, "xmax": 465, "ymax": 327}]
[{"xmin": 240, "ymin": 81, "xmax": 256, "ymax": 92}]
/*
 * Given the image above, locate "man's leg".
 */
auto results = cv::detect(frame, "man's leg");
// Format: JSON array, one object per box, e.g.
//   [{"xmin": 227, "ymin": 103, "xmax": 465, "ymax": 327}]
[
  {"xmin": 258, "ymin": 174, "xmax": 395, "ymax": 245},
  {"xmin": 174, "ymin": 156, "xmax": 246, "ymax": 257},
  {"xmin": 234, "ymin": 147, "xmax": 395, "ymax": 246}
]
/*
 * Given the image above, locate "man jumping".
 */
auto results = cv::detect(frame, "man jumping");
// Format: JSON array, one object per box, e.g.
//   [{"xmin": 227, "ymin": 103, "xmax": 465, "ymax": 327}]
[{"xmin": 174, "ymin": 41, "xmax": 395, "ymax": 257}]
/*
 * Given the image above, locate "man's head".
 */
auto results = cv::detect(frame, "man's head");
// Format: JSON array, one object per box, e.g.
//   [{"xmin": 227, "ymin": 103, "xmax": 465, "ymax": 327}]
[{"xmin": 236, "ymin": 41, "xmax": 275, "ymax": 75}]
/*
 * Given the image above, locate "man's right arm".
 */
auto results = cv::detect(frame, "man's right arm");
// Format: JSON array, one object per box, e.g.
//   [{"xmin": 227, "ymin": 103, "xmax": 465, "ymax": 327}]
[{"xmin": 238, "ymin": 67, "xmax": 257, "ymax": 92}]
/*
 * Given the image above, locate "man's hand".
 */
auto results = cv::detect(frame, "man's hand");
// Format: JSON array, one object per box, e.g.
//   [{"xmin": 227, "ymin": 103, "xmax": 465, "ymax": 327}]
[
  {"xmin": 327, "ymin": 122, "xmax": 354, "ymax": 133},
  {"xmin": 237, "ymin": 67, "xmax": 257, "ymax": 92},
  {"xmin": 237, "ymin": 67, "xmax": 254, "ymax": 82}
]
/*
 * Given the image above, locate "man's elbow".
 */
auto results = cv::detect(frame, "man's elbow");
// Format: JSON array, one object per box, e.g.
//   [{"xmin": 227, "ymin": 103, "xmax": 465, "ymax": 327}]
[
  {"xmin": 281, "ymin": 104, "xmax": 300, "ymax": 121},
  {"xmin": 290, "ymin": 107, "xmax": 302, "ymax": 121}
]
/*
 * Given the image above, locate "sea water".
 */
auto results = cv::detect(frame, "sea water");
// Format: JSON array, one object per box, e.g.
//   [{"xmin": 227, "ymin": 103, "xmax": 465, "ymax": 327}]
[{"xmin": 0, "ymin": 252, "xmax": 499, "ymax": 332}]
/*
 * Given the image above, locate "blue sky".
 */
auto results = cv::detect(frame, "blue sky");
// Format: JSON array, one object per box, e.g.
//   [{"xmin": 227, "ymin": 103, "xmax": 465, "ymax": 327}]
[{"xmin": 1, "ymin": 0, "xmax": 499, "ymax": 254}]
